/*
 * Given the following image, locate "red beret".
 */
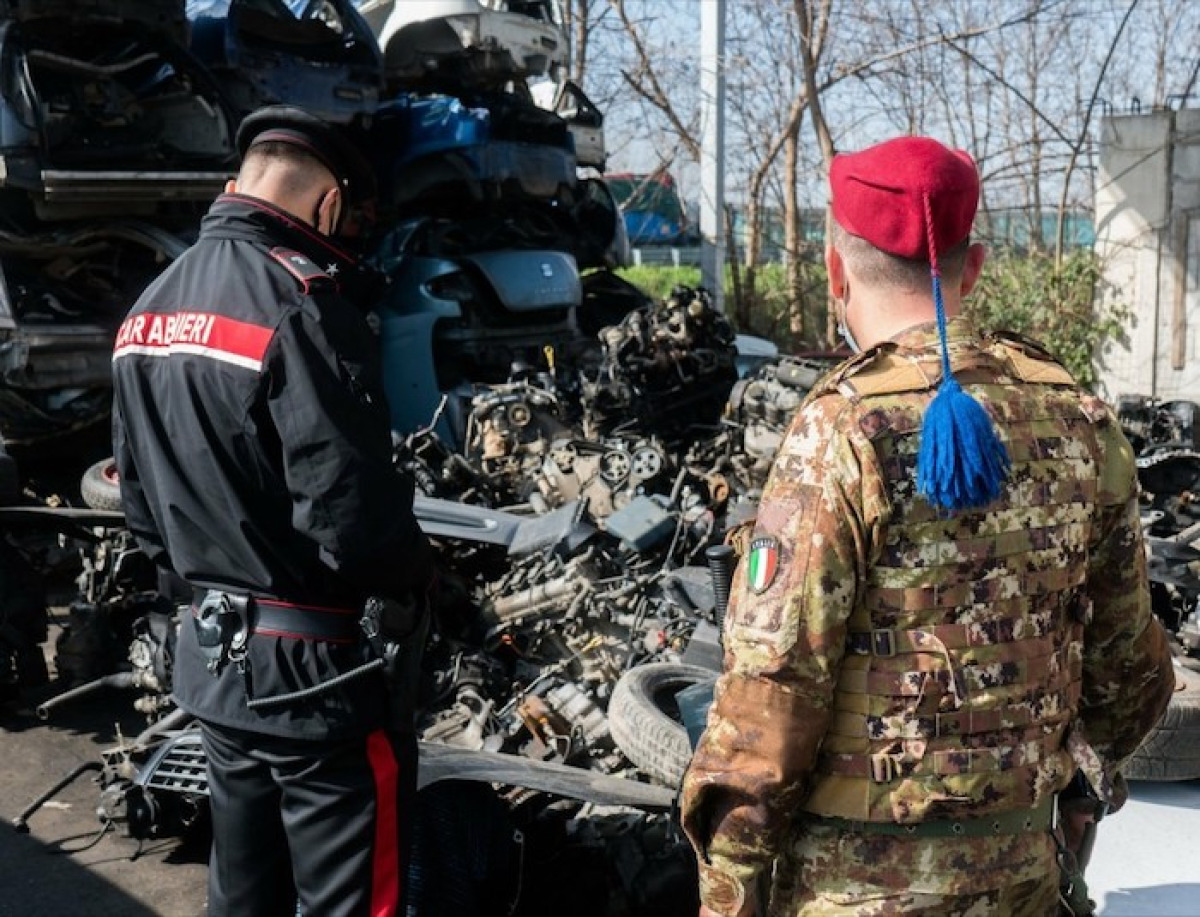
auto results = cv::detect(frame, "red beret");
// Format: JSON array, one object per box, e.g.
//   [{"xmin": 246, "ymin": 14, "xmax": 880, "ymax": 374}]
[{"xmin": 830, "ymin": 137, "xmax": 979, "ymax": 261}]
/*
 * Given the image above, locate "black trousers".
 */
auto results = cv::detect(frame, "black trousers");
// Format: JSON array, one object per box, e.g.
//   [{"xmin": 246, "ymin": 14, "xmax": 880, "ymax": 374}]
[{"xmin": 200, "ymin": 720, "xmax": 417, "ymax": 917}]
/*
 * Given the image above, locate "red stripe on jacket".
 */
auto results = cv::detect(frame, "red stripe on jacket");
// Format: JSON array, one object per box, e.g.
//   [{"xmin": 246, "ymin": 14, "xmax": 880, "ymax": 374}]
[
  {"xmin": 113, "ymin": 311, "xmax": 273, "ymax": 370},
  {"xmin": 367, "ymin": 730, "xmax": 401, "ymax": 916}
]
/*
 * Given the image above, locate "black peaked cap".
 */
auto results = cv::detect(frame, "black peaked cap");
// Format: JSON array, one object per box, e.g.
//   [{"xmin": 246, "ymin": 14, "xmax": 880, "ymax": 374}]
[{"xmin": 236, "ymin": 105, "xmax": 377, "ymax": 205}]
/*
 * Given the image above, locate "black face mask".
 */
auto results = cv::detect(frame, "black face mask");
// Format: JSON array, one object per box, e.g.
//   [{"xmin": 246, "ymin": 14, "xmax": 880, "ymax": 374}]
[
  {"xmin": 338, "ymin": 258, "xmax": 391, "ymax": 313},
  {"xmin": 333, "ymin": 202, "xmax": 377, "ymax": 254},
  {"xmin": 330, "ymin": 230, "xmax": 368, "ymax": 258},
  {"xmin": 311, "ymin": 195, "xmax": 384, "ymax": 308},
  {"xmin": 311, "ymin": 179, "xmax": 367, "ymax": 236}
]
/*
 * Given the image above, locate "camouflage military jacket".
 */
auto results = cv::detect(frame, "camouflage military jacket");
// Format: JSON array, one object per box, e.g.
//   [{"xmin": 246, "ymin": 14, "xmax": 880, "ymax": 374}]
[{"xmin": 680, "ymin": 317, "xmax": 1174, "ymax": 915}]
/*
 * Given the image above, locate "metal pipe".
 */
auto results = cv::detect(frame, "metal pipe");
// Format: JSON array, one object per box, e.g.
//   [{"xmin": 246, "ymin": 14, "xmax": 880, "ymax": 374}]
[
  {"xmin": 12, "ymin": 761, "xmax": 102, "ymax": 833},
  {"xmin": 1169, "ymin": 518, "xmax": 1200, "ymax": 545},
  {"xmin": 36, "ymin": 672, "xmax": 137, "ymax": 720},
  {"xmin": 130, "ymin": 706, "xmax": 194, "ymax": 748},
  {"xmin": 487, "ymin": 576, "xmax": 575, "ymax": 622}
]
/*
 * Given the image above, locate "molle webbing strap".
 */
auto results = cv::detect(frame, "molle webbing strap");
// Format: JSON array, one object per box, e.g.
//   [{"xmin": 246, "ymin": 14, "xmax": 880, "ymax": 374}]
[
  {"xmin": 845, "ymin": 591, "xmax": 1066, "ymax": 636},
  {"xmin": 855, "ymin": 632, "xmax": 1064, "ymax": 669},
  {"xmin": 819, "ymin": 721, "xmax": 1068, "ymax": 781},
  {"xmin": 845, "ymin": 604, "xmax": 1067, "ymax": 656},
  {"xmin": 835, "ymin": 644, "xmax": 1075, "ymax": 697},
  {"xmin": 873, "ymin": 518, "xmax": 1095, "ymax": 568},
  {"xmin": 827, "ymin": 698, "xmax": 1075, "ymax": 741},
  {"xmin": 846, "ymin": 632, "xmax": 1063, "ymax": 670},
  {"xmin": 864, "ymin": 565, "xmax": 1085, "ymax": 612}
]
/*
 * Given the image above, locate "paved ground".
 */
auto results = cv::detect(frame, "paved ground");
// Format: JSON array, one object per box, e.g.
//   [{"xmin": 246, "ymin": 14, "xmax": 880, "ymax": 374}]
[
  {"xmin": 1089, "ymin": 778, "xmax": 1200, "ymax": 916},
  {"xmin": 0, "ymin": 619, "xmax": 207, "ymax": 917},
  {"xmin": 3, "ymin": 607, "xmax": 1198, "ymax": 917},
  {"xmin": 7, "ymin": 684, "xmax": 1198, "ymax": 917}
]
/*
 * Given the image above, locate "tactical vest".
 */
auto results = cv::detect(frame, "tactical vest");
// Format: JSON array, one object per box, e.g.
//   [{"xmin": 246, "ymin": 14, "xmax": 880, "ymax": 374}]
[{"xmin": 801, "ymin": 330, "xmax": 1109, "ymax": 824}]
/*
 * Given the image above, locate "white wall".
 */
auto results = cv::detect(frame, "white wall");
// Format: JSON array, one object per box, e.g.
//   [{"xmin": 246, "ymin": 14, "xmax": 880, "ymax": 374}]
[{"xmin": 1096, "ymin": 110, "xmax": 1200, "ymax": 404}]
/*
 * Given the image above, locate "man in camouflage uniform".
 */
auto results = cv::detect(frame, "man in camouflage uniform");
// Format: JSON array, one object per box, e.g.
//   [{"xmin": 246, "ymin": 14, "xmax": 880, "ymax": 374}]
[{"xmin": 680, "ymin": 136, "xmax": 1176, "ymax": 917}]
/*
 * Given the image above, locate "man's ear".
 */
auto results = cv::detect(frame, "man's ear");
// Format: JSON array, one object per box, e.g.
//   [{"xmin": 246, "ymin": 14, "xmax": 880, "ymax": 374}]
[
  {"xmin": 960, "ymin": 242, "xmax": 987, "ymax": 296},
  {"xmin": 317, "ymin": 187, "xmax": 342, "ymax": 236},
  {"xmin": 223, "ymin": 178, "xmax": 237, "ymax": 194},
  {"xmin": 825, "ymin": 245, "xmax": 846, "ymax": 299}
]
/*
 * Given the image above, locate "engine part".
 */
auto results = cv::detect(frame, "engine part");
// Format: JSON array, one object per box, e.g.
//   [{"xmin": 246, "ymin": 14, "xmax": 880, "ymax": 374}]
[
  {"xmin": 604, "ymin": 495, "xmax": 675, "ymax": 551},
  {"xmin": 580, "ymin": 286, "xmax": 737, "ymax": 437},
  {"xmin": 544, "ymin": 681, "xmax": 609, "ymax": 747}
]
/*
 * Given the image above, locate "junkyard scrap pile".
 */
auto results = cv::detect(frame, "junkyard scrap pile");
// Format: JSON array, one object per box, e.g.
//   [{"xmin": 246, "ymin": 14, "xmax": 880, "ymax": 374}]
[
  {"xmin": 0, "ymin": 2, "xmax": 819, "ymax": 913},
  {"xmin": 2, "ymin": 2, "xmax": 1199, "ymax": 916}
]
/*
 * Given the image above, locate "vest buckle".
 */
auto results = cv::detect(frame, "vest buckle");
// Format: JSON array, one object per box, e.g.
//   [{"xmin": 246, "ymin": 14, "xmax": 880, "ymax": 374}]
[
  {"xmin": 870, "ymin": 754, "xmax": 898, "ymax": 782},
  {"xmin": 871, "ymin": 629, "xmax": 897, "ymax": 656}
]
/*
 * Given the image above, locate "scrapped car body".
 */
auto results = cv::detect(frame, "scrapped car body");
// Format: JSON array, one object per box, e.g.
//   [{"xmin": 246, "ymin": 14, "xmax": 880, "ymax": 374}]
[
  {"xmin": 368, "ymin": 0, "xmax": 566, "ymax": 89},
  {"xmin": 187, "ymin": 0, "xmax": 384, "ymax": 123},
  {"xmin": 0, "ymin": 0, "xmax": 228, "ymax": 447},
  {"xmin": 0, "ymin": 223, "xmax": 189, "ymax": 445},
  {"xmin": 0, "ymin": 0, "xmax": 234, "ymax": 208},
  {"xmin": 0, "ymin": 0, "xmax": 624, "ymax": 452},
  {"xmin": 366, "ymin": 0, "xmax": 606, "ymax": 168},
  {"xmin": 1115, "ymin": 394, "xmax": 1200, "ymax": 781}
]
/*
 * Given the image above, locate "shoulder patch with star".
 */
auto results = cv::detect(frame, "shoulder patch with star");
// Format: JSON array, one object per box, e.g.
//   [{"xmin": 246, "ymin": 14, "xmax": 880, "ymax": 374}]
[{"xmin": 269, "ymin": 247, "xmax": 334, "ymax": 293}]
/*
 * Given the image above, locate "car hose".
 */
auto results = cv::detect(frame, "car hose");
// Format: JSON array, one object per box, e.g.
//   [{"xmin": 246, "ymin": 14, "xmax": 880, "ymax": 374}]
[
  {"xmin": 12, "ymin": 761, "xmax": 103, "ymax": 833},
  {"xmin": 705, "ymin": 544, "xmax": 735, "ymax": 632},
  {"xmin": 36, "ymin": 672, "xmax": 137, "ymax": 720},
  {"xmin": 244, "ymin": 656, "xmax": 386, "ymax": 710}
]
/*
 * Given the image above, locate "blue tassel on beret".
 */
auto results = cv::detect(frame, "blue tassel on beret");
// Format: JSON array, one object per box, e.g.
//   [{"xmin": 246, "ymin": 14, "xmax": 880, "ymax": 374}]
[{"xmin": 915, "ymin": 195, "xmax": 1010, "ymax": 513}]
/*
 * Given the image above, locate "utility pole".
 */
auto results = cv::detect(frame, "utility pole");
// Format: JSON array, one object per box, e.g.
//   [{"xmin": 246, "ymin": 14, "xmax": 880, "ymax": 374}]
[{"xmin": 699, "ymin": 0, "xmax": 726, "ymax": 312}]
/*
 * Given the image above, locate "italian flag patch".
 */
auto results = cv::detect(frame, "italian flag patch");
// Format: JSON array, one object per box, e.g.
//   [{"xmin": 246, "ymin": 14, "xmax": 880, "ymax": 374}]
[{"xmin": 747, "ymin": 536, "xmax": 780, "ymax": 594}]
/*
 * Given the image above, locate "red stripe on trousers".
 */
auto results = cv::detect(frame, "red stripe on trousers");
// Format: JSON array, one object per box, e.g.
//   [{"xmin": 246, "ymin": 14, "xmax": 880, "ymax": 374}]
[{"xmin": 366, "ymin": 730, "xmax": 401, "ymax": 916}]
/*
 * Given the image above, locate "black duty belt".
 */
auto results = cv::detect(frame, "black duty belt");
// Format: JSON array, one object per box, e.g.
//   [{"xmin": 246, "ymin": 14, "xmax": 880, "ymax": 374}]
[
  {"xmin": 252, "ymin": 598, "xmax": 360, "ymax": 644},
  {"xmin": 191, "ymin": 590, "xmax": 360, "ymax": 644},
  {"xmin": 806, "ymin": 797, "xmax": 1054, "ymax": 838}
]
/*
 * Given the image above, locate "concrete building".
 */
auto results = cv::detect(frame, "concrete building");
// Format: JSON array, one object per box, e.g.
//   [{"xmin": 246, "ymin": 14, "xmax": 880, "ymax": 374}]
[{"xmin": 1095, "ymin": 108, "xmax": 1200, "ymax": 403}]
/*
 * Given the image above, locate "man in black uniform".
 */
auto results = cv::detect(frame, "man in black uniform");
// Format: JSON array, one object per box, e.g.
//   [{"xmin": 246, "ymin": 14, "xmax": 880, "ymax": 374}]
[{"xmin": 112, "ymin": 105, "xmax": 434, "ymax": 917}]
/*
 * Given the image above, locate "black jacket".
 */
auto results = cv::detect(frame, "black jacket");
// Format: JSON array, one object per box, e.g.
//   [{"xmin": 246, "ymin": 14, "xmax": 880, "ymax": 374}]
[{"xmin": 112, "ymin": 194, "xmax": 433, "ymax": 739}]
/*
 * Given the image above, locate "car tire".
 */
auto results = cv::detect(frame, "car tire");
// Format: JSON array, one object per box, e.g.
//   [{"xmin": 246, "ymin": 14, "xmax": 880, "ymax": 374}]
[
  {"xmin": 80, "ymin": 457, "xmax": 123, "ymax": 512},
  {"xmin": 1123, "ymin": 661, "xmax": 1200, "ymax": 782},
  {"xmin": 608, "ymin": 662, "xmax": 715, "ymax": 788}
]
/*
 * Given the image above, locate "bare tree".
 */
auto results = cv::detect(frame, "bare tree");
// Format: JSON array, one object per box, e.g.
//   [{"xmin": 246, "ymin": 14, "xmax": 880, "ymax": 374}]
[
  {"xmin": 608, "ymin": 0, "xmax": 701, "ymax": 161},
  {"xmin": 562, "ymin": 0, "xmax": 611, "ymax": 87},
  {"xmin": 1053, "ymin": 0, "xmax": 1140, "ymax": 262},
  {"xmin": 581, "ymin": 0, "xmax": 1195, "ymax": 349},
  {"xmin": 787, "ymin": 0, "xmax": 834, "ymax": 344}
]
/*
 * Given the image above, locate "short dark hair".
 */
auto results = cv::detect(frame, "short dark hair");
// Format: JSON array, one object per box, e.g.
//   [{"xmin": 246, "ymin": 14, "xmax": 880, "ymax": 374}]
[
  {"xmin": 239, "ymin": 141, "xmax": 336, "ymax": 198},
  {"xmin": 832, "ymin": 222, "xmax": 969, "ymax": 292}
]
